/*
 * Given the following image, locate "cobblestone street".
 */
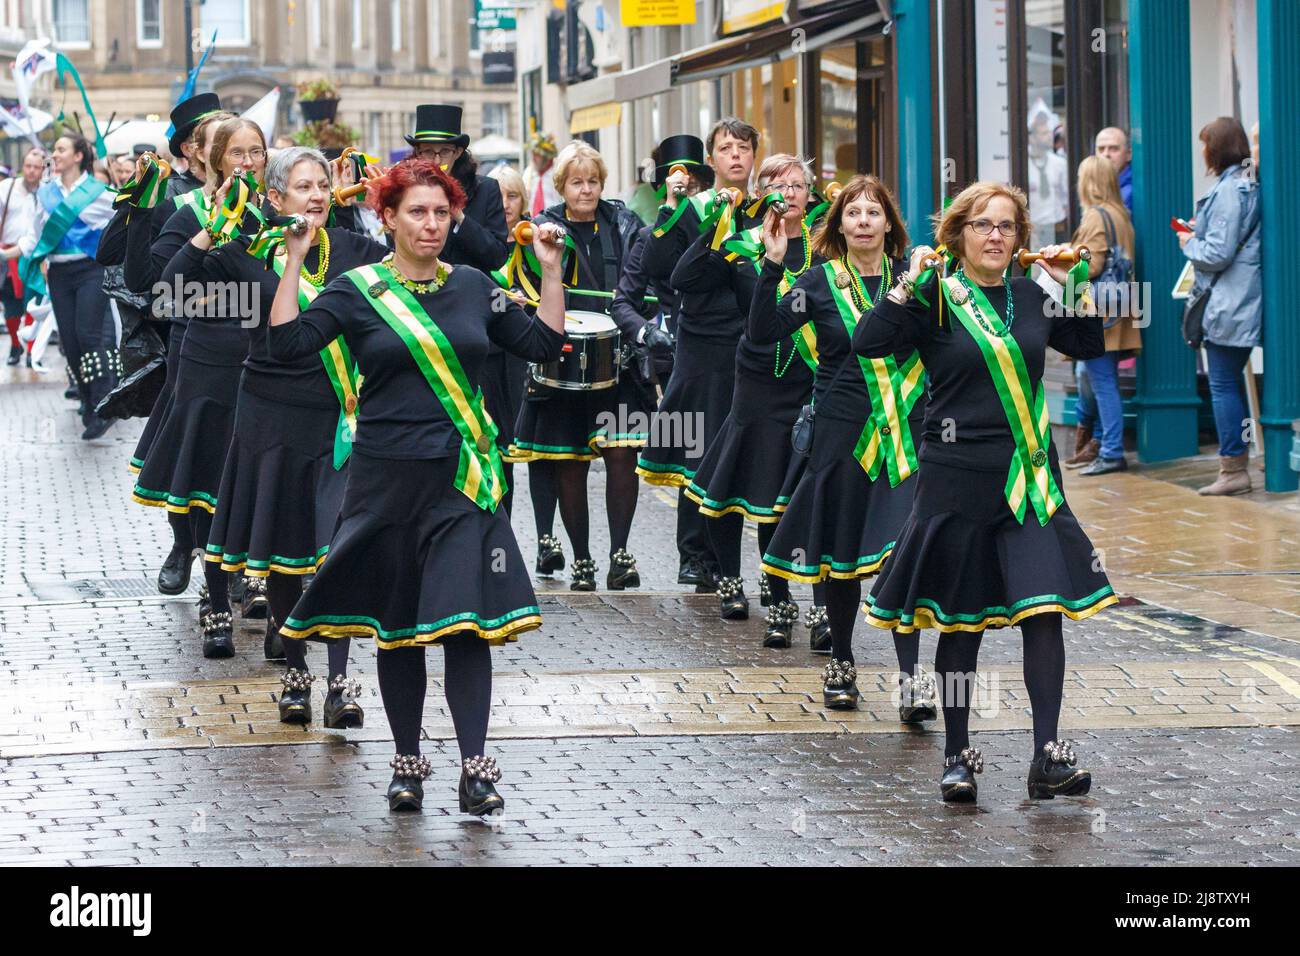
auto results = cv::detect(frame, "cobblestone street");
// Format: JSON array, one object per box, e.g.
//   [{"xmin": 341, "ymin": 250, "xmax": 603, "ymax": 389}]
[{"xmin": 2, "ymin": 362, "xmax": 1298, "ymax": 865}]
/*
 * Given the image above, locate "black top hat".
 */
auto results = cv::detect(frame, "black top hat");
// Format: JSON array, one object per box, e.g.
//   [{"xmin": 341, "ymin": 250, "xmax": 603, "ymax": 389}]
[
  {"xmin": 653, "ymin": 134, "xmax": 713, "ymax": 189},
  {"xmin": 168, "ymin": 92, "xmax": 223, "ymax": 158},
  {"xmin": 132, "ymin": 143, "xmax": 155, "ymax": 157},
  {"xmin": 405, "ymin": 104, "xmax": 471, "ymax": 148}
]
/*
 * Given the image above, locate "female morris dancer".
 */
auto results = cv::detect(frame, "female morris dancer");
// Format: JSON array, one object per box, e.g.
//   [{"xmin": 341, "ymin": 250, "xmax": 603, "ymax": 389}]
[
  {"xmin": 749, "ymin": 175, "xmax": 933, "ymax": 721},
  {"xmin": 268, "ymin": 160, "xmax": 567, "ymax": 815},
  {"xmin": 164, "ymin": 146, "xmax": 388, "ymax": 718},
  {"xmin": 854, "ymin": 181, "xmax": 1115, "ymax": 802},
  {"xmin": 675, "ymin": 154, "xmax": 827, "ymax": 646},
  {"xmin": 507, "ymin": 142, "xmax": 651, "ymax": 591},
  {"xmin": 131, "ymin": 117, "xmax": 269, "ymax": 657}
]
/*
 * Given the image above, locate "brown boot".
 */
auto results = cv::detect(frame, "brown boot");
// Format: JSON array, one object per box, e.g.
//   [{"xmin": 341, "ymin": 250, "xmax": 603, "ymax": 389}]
[
  {"xmin": 1064, "ymin": 424, "xmax": 1099, "ymax": 469},
  {"xmin": 1197, "ymin": 453, "xmax": 1251, "ymax": 496}
]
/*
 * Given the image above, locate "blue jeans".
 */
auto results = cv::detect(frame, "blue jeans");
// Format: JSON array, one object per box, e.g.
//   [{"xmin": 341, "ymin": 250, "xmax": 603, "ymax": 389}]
[
  {"xmin": 1204, "ymin": 343, "xmax": 1252, "ymax": 458},
  {"xmin": 1074, "ymin": 361, "xmax": 1097, "ymax": 430},
  {"xmin": 1082, "ymin": 353, "xmax": 1124, "ymax": 460}
]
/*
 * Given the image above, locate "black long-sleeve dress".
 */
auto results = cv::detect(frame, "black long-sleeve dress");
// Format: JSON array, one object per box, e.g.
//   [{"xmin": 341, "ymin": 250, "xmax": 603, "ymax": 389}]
[
  {"xmin": 852, "ymin": 272, "xmax": 1116, "ymax": 633},
  {"xmin": 635, "ymin": 196, "xmax": 763, "ymax": 486},
  {"xmin": 164, "ymin": 228, "xmax": 388, "ymax": 579},
  {"xmin": 131, "ymin": 198, "xmax": 263, "ymax": 529},
  {"xmin": 508, "ymin": 199, "xmax": 655, "ymax": 462},
  {"xmin": 267, "ymin": 262, "xmax": 565, "ymax": 649},
  {"xmin": 681, "ymin": 229, "xmax": 818, "ymax": 523},
  {"xmin": 751, "ymin": 256, "xmax": 923, "ymax": 582}
]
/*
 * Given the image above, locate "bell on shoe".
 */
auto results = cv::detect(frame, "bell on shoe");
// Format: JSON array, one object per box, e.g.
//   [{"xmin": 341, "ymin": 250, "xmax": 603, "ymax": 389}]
[
  {"xmin": 1027, "ymin": 739, "xmax": 1092, "ymax": 799},
  {"xmin": 263, "ymin": 616, "xmax": 285, "ymax": 661},
  {"xmin": 1198, "ymin": 453, "xmax": 1251, "ymax": 496},
  {"xmin": 200, "ymin": 610, "xmax": 235, "ymax": 659},
  {"xmin": 536, "ymin": 533, "xmax": 565, "ymax": 575},
  {"xmin": 157, "ymin": 545, "xmax": 194, "ymax": 595},
  {"xmin": 278, "ymin": 668, "xmax": 314, "ymax": 724},
  {"xmin": 459, "ymin": 755, "xmax": 505, "ymax": 817},
  {"xmin": 898, "ymin": 672, "xmax": 938, "ymax": 723},
  {"xmin": 570, "ymin": 557, "xmax": 597, "ymax": 591},
  {"xmin": 805, "ymin": 605, "xmax": 831, "ymax": 655},
  {"xmin": 322, "ymin": 674, "xmax": 365, "ymax": 729},
  {"xmin": 240, "ymin": 575, "xmax": 268, "ymax": 619},
  {"xmin": 197, "ymin": 583, "xmax": 212, "ymax": 618},
  {"xmin": 716, "ymin": 576, "xmax": 748, "ymax": 620},
  {"xmin": 762, "ymin": 599, "xmax": 798, "ymax": 648},
  {"xmin": 388, "ymin": 754, "xmax": 433, "ymax": 812},
  {"xmin": 758, "ymin": 572, "xmax": 772, "ymax": 607},
  {"xmin": 822, "ymin": 659, "xmax": 859, "ymax": 710},
  {"xmin": 941, "ymin": 747, "xmax": 983, "ymax": 803},
  {"xmin": 606, "ymin": 548, "xmax": 640, "ymax": 590}
]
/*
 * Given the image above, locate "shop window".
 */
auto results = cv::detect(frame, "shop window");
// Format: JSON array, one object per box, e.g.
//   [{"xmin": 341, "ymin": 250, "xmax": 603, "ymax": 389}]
[{"xmin": 1025, "ymin": 0, "xmax": 1069, "ymax": 249}]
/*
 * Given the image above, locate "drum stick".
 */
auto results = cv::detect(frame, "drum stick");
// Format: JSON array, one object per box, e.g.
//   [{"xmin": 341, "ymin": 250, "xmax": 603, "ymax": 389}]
[
  {"xmin": 1016, "ymin": 245, "xmax": 1091, "ymax": 269},
  {"xmin": 668, "ymin": 163, "xmax": 690, "ymax": 197}
]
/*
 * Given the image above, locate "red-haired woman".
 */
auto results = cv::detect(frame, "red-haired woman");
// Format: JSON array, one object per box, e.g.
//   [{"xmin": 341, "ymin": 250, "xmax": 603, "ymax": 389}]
[
  {"xmin": 749, "ymin": 175, "xmax": 931, "ymax": 723},
  {"xmin": 854, "ymin": 181, "xmax": 1114, "ymax": 803},
  {"xmin": 268, "ymin": 160, "xmax": 568, "ymax": 815}
]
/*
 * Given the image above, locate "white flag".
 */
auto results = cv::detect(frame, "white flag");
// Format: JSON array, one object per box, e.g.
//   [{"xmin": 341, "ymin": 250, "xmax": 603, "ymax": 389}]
[
  {"xmin": 12, "ymin": 38, "xmax": 57, "ymax": 113},
  {"xmin": 242, "ymin": 86, "xmax": 280, "ymax": 143}
]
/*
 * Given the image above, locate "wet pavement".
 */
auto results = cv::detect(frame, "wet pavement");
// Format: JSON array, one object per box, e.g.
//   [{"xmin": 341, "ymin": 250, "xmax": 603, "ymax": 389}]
[{"xmin": 1, "ymin": 361, "xmax": 1297, "ymax": 865}]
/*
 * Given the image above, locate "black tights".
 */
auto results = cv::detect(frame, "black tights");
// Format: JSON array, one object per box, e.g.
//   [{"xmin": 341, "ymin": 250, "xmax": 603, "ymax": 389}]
[
  {"xmin": 932, "ymin": 613, "xmax": 1066, "ymax": 758},
  {"xmin": 529, "ymin": 460, "xmax": 558, "ymax": 538},
  {"xmin": 166, "ymin": 510, "xmax": 194, "ymax": 553},
  {"xmin": 376, "ymin": 635, "xmax": 492, "ymax": 760},
  {"xmin": 757, "ymin": 524, "xmax": 790, "ymax": 604},
  {"xmin": 273, "ymin": 573, "xmax": 350, "ymax": 675},
  {"xmin": 555, "ymin": 448, "xmax": 639, "ymax": 561},
  {"xmin": 705, "ymin": 513, "xmax": 744, "ymax": 578},
  {"xmin": 823, "ymin": 576, "xmax": 918, "ymax": 676}
]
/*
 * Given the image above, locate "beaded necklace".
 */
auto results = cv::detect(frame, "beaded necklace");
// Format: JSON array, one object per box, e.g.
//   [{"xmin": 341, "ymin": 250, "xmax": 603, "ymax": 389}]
[
  {"xmin": 301, "ymin": 229, "xmax": 330, "ymax": 286},
  {"xmin": 771, "ymin": 222, "xmax": 814, "ymax": 378},
  {"xmin": 842, "ymin": 253, "xmax": 893, "ymax": 313},
  {"xmin": 955, "ymin": 267, "xmax": 1014, "ymax": 335},
  {"xmin": 382, "ymin": 253, "xmax": 449, "ymax": 294}
]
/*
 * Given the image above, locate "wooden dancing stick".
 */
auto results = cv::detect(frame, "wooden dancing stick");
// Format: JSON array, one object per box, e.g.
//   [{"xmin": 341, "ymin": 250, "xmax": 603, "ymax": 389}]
[
  {"xmin": 1016, "ymin": 245, "xmax": 1091, "ymax": 269},
  {"xmin": 513, "ymin": 220, "xmax": 567, "ymax": 245}
]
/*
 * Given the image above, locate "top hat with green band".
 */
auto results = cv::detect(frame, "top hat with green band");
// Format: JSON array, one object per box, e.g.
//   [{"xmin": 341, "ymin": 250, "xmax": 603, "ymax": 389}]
[
  {"xmin": 653, "ymin": 134, "xmax": 713, "ymax": 189},
  {"xmin": 404, "ymin": 104, "xmax": 471, "ymax": 149},
  {"xmin": 168, "ymin": 92, "xmax": 223, "ymax": 157}
]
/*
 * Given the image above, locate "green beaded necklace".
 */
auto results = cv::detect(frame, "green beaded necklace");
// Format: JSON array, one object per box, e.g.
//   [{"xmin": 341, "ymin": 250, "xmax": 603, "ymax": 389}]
[
  {"xmin": 955, "ymin": 267, "xmax": 1014, "ymax": 335},
  {"xmin": 843, "ymin": 253, "xmax": 893, "ymax": 313},
  {"xmin": 771, "ymin": 221, "xmax": 814, "ymax": 379}
]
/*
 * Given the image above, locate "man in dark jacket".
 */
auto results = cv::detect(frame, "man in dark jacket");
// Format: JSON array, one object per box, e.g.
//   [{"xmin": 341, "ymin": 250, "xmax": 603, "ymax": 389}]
[{"xmin": 405, "ymin": 103, "xmax": 508, "ymax": 273}]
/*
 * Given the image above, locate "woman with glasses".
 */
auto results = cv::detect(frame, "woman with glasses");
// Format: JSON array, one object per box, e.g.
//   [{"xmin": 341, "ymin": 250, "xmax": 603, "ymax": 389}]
[
  {"xmin": 853, "ymin": 181, "xmax": 1115, "ymax": 804},
  {"xmin": 676, "ymin": 155, "xmax": 829, "ymax": 646},
  {"xmin": 132, "ymin": 117, "xmax": 271, "ymax": 659}
]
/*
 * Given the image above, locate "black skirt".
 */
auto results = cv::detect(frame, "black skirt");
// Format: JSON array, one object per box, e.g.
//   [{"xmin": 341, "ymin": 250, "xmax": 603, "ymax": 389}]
[
  {"xmin": 129, "ymin": 341, "xmax": 182, "ymax": 474},
  {"xmin": 685, "ymin": 364, "xmax": 808, "ymax": 522},
  {"xmin": 280, "ymin": 452, "xmax": 543, "ymax": 650},
  {"xmin": 762, "ymin": 415, "xmax": 916, "ymax": 582},
  {"xmin": 132, "ymin": 355, "xmax": 241, "ymax": 514},
  {"xmin": 204, "ymin": 388, "xmax": 346, "ymax": 578},
  {"xmin": 508, "ymin": 372, "xmax": 655, "ymax": 462},
  {"xmin": 864, "ymin": 459, "xmax": 1117, "ymax": 633},
  {"xmin": 635, "ymin": 330, "xmax": 736, "ymax": 487}
]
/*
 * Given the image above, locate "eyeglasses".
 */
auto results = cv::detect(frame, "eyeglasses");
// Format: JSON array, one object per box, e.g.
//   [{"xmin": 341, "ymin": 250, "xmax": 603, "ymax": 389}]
[
  {"xmin": 417, "ymin": 144, "xmax": 460, "ymax": 162},
  {"xmin": 767, "ymin": 182, "xmax": 809, "ymax": 193},
  {"xmin": 966, "ymin": 219, "xmax": 1018, "ymax": 238},
  {"xmin": 226, "ymin": 148, "xmax": 266, "ymax": 163}
]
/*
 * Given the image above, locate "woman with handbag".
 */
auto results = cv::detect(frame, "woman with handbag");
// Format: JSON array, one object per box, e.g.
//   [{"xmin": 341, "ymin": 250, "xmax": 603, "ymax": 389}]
[
  {"xmin": 1070, "ymin": 155, "xmax": 1139, "ymax": 477},
  {"xmin": 749, "ymin": 175, "xmax": 930, "ymax": 717},
  {"xmin": 1179, "ymin": 117, "xmax": 1261, "ymax": 496}
]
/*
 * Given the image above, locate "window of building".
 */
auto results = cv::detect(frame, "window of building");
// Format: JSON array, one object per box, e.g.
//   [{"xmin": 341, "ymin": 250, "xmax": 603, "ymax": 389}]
[
  {"xmin": 312, "ymin": 0, "xmax": 326, "ymax": 49},
  {"xmin": 200, "ymin": 0, "xmax": 251, "ymax": 46},
  {"xmin": 52, "ymin": 0, "xmax": 90, "ymax": 46},
  {"xmin": 353, "ymin": 0, "xmax": 364, "ymax": 49},
  {"xmin": 390, "ymin": 0, "xmax": 402, "ymax": 51},
  {"xmin": 482, "ymin": 102, "xmax": 509, "ymax": 138},
  {"xmin": 1024, "ymin": 0, "xmax": 1069, "ymax": 249},
  {"xmin": 137, "ymin": 0, "xmax": 162, "ymax": 47}
]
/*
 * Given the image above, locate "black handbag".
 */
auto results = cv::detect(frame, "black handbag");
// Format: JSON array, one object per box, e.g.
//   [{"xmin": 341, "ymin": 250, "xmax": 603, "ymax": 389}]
[
  {"xmin": 790, "ymin": 351, "xmax": 854, "ymax": 458},
  {"xmin": 1181, "ymin": 208, "xmax": 1259, "ymax": 349}
]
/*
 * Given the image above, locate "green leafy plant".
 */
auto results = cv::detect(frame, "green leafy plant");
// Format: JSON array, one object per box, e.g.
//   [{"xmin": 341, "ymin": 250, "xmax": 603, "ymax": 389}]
[
  {"xmin": 292, "ymin": 119, "xmax": 358, "ymax": 149},
  {"xmin": 296, "ymin": 78, "xmax": 339, "ymax": 102}
]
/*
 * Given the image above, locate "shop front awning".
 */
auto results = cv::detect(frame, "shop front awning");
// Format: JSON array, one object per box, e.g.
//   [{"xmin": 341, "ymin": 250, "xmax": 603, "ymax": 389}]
[{"xmin": 564, "ymin": 1, "xmax": 890, "ymax": 111}]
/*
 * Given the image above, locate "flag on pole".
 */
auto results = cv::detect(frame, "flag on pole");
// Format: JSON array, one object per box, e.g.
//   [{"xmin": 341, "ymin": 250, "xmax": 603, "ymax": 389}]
[
  {"xmin": 166, "ymin": 31, "xmax": 218, "ymax": 140},
  {"xmin": 241, "ymin": 86, "xmax": 280, "ymax": 143}
]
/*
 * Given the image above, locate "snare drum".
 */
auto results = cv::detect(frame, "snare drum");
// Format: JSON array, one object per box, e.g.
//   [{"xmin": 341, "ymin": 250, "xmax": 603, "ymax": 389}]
[{"xmin": 530, "ymin": 310, "xmax": 621, "ymax": 391}]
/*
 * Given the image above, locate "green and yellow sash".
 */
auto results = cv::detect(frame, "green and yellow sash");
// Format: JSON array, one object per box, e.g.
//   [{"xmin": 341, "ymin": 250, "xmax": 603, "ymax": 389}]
[
  {"xmin": 207, "ymin": 172, "xmax": 264, "ymax": 243},
  {"xmin": 263, "ymin": 249, "xmax": 360, "ymax": 470},
  {"xmin": 940, "ymin": 274, "xmax": 1063, "ymax": 525},
  {"xmin": 346, "ymin": 262, "xmax": 506, "ymax": 512},
  {"xmin": 825, "ymin": 259, "xmax": 924, "ymax": 487},
  {"xmin": 113, "ymin": 154, "xmax": 170, "ymax": 210},
  {"xmin": 174, "ymin": 187, "xmax": 210, "ymax": 218}
]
